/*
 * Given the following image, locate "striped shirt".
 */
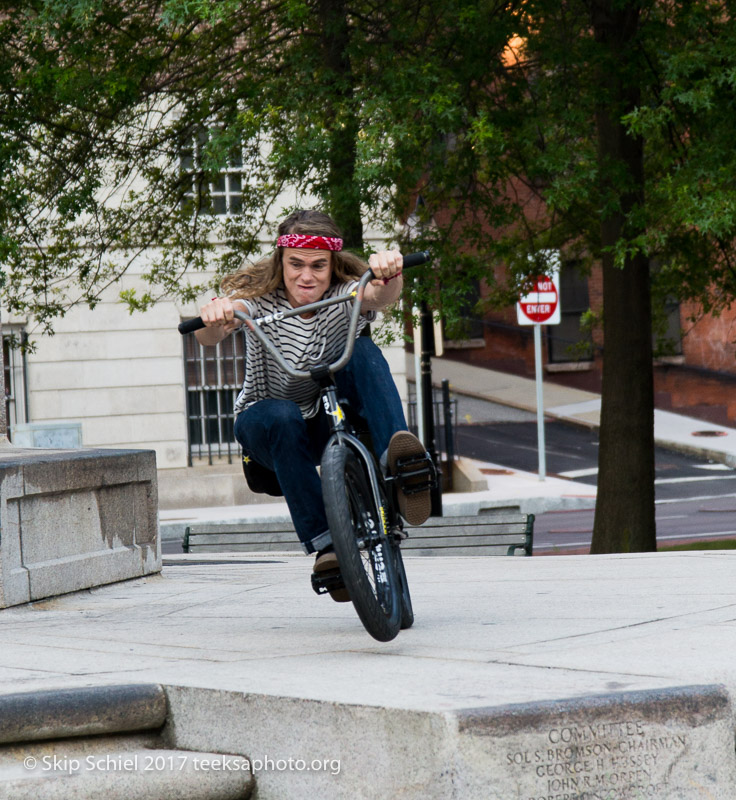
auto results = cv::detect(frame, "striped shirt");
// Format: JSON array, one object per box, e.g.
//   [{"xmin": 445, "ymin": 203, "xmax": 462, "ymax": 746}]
[{"xmin": 234, "ymin": 281, "xmax": 376, "ymax": 418}]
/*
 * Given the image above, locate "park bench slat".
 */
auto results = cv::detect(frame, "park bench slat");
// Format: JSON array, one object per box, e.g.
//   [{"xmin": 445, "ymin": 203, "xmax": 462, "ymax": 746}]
[
  {"xmin": 408, "ymin": 523, "xmax": 529, "ymax": 538},
  {"xmin": 184, "ymin": 506, "xmax": 534, "ymax": 556},
  {"xmin": 405, "ymin": 544, "xmax": 526, "ymax": 556},
  {"xmin": 187, "ymin": 521, "xmax": 295, "ymax": 535},
  {"xmin": 185, "ymin": 541, "xmax": 303, "ymax": 553},
  {"xmin": 187, "ymin": 531, "xmax": 297, "ymax": 546},
  {"xmin": 404, "ymin": 533, "xmax": 529, "ymax": 547},
  {"xmin": 418, "ymin": 512, "xmax": 528, "ymax": 527}
]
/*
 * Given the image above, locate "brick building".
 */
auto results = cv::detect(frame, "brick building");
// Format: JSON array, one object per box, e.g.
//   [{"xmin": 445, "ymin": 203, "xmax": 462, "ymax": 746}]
[{"xmin": 442, "ymin": 261, "xmax": 736, "ymax": 427}]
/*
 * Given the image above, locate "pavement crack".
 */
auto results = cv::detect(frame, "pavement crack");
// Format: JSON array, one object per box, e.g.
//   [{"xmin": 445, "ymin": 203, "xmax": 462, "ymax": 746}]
[
  {"xmin": 486, "ymin": 658, "xmax": 667, "ymax": 680},
  {"xmin": 516, "ymin": 601, "xmax": 736, "ymax": 647}
]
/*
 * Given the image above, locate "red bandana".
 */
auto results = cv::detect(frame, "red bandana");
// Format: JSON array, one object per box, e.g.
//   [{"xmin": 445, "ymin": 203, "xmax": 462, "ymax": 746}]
[{"xmin": 277, "ymin": 234, "xmax": 343, "ymax": 251}]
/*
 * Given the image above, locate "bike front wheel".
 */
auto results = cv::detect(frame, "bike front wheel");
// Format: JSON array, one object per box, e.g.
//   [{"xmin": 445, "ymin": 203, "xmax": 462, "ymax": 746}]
[
  {"xmin": 394, "ymin": 546, "xmax": 414, "ymax": 630},
  {"xmin": 321, "ymin": 444, "xmax": 402, "ymax": 642}
]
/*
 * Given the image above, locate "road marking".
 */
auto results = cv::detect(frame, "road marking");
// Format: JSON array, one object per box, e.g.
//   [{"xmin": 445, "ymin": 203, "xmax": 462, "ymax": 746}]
[
  {"xmin": 536, "ymin": 530, "xmax": 736, "ymax": 552},
  {"xmin": 549, "ymin": 529, "xmax": 593, "ymax": 535},
  {"xmin": 656, "ymin": 493, "xmax": 736, "ymax": 505},
  {"xmin": 558, "ymin": 467, "xmax": 599, "ymax": 478},
  {"xmin": 654, "ymin": 475, "xmax": 736, "ymax": 485},
  {"xmin": 657, "ymin": 530, "xmax": 736, "ymax": 541},
  {"xmin": 559, "ymin": 465, "xmax": 734, "ymax": 481}
]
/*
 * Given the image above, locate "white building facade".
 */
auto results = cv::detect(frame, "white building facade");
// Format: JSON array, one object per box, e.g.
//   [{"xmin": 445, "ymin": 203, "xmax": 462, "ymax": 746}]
[{"xmin": 6, "ymin": 232, "xmax": 409, "ymax": 510}]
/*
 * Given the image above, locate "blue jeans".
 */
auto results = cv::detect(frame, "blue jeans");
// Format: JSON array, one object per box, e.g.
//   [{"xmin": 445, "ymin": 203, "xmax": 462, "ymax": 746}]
[{"xmin": 234, "ymin": 337, "xmax": 408, "ymax": 553}]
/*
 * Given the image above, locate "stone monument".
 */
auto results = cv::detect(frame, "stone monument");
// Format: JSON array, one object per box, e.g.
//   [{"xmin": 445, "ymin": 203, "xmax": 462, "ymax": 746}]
[
  {"xmin": 0, "ymin": 322, "xmax": 160, "ymax": 608},
  {"xmin": 0, "ymin": 446, "xmax": 161, "ymax": 608}
]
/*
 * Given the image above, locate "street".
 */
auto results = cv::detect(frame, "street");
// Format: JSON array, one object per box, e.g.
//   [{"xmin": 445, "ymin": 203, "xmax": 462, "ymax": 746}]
[{"xmin": 450, "ymin": 394, "xmax": 736, "ymax": 553}]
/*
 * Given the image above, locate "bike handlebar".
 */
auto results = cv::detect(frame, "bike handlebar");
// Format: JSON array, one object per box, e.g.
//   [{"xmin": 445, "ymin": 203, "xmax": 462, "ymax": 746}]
[
  {"xmin": 177, "ymin": 250, "xmax": 430, "ymax": 381},
  {"xmin": 177, "ymin": 250, "xmax": 430, "ymax": 336}
]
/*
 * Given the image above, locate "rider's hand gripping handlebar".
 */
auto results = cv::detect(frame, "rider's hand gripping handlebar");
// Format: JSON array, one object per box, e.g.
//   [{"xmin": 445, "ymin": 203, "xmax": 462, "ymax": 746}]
[{"xmin": 177, "ymin": 250, "xmax": 430, "ymax": 336}]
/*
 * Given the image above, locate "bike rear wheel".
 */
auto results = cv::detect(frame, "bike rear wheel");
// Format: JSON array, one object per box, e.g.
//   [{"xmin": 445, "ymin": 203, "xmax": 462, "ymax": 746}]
[{"xmin": 321, "ymin": 443, "xmax": 402, "ymax": 642}]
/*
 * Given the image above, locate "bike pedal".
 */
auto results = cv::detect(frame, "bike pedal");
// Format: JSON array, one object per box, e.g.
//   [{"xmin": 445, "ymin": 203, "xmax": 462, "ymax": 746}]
[
  {"xmin": 310, "ymin": 570, "xmax": 347, "ymax": 597},
  {"xmin": 393, "ymin": 454, "xmax": 438, "ymax": 495}
]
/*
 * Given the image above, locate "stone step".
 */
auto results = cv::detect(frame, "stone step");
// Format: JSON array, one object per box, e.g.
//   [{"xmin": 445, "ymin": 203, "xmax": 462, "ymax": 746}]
[
  {"xmin": 0, "ymin": 685, "xmax": 254, "ymax": 799},
  {"xmin": 0, "ymin": 684, "xmax": 167, "ymax": 744},
  {"xmin": 0, "ymin": 742, "xmax": 253, "ymax": 800}
]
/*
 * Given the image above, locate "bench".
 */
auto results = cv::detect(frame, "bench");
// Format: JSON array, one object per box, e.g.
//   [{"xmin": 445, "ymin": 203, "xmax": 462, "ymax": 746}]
[
  {"xmin": 403, "ymin": 508, "xmax": 534, "ymax": 556},
  {"xmin": 183, "ymin": 507, "xmax": 534, "ymax": 556},
  {"xmin": 184, "ymin": 519, "xmax": 301, "ymax": 554}
]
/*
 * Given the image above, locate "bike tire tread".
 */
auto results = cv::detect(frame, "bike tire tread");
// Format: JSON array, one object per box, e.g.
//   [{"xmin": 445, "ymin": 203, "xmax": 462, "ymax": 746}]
[{"xmin": 321, "ymin": 444, "xmax": 402, "ymax": 642}]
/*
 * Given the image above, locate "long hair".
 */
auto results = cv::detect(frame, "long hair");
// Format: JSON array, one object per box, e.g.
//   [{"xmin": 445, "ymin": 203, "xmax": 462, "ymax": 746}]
[{"xmin": 220, "ymin": 210, "xmax": 368, "ymax": 299}]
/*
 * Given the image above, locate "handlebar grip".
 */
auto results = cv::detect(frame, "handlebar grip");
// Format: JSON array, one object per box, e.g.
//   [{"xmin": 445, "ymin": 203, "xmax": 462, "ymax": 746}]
[
  {"xmin": 402, "ymin": 250, "xmax": 431, "ymax": 269},
  {"xmin": 179, "ymin": 250, "xmax": 430, "ymax": 334},
  {"xmin": 178, "ymin": 317, "xmax": 207, "ymax": 335}
]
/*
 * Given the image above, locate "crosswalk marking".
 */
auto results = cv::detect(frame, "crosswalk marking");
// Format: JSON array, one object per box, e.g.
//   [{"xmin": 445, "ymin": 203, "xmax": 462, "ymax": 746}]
[
  {"xmin": 558, "ymin": 467, "xmax": 599, "ymax": 478},
  {"xmin": 559, "ymin": 467, "xmax": 736, "ymax": 483}
]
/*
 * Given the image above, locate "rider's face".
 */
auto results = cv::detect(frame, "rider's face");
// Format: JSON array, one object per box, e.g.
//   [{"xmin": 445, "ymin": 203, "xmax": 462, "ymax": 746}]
[{"xmin": 282, "ymin": 248, "xmax": 333, "ymax": 309}]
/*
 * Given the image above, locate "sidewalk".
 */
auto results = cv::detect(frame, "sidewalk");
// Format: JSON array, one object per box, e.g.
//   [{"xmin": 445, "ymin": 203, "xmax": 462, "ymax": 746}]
[
  {"xmin": 6, "ymin": 362, "xmax": 736, "ymax": 798},
  {"xmin": 408, "ymin": 356, "xmax": 736, "ymax": 466}
]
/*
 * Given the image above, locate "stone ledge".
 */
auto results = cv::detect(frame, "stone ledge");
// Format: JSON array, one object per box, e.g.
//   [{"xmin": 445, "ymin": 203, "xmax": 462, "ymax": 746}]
[
  {"xmin": 0, "ymin": 447, "xmax": 161, "ymax": 607},
  {"xmin": 0, "ymin": 448, "xmax": 156, "ymax": 499},
  {"xmin": 455, "ymin": 685, "xmax": 735, "ymax": 799},
  {"xmin": 161, "ymin": 683, "xmax": 736, "ymax": 799},
  {"xmin": 0, "ymin": 685, "xmax": 167, "ymax": 745},
  {"xmin": 1, "ymin": 746, "xmax": 253, "ymax": 800}
]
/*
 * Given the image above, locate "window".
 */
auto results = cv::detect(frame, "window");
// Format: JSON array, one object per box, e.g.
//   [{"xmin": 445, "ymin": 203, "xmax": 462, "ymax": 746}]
[
  {"xmin": 180, "ymin": 127, "xmax": 244, "ymax": 215},
  {"xmin": 653, "ymin": 299, "xmax": 683, "ymax": 357},
  {"xmin": 183, "ymin": 331, "xmax": 246, "ymax": 464},
  {"xmin": 3, "ymin": 332, "xmax": 28, "ymax": 439},
  {"xmin": 547, "ymin": 261, "xmax": 594, "ymax": 363},
  {"xmin": 650, "ymin": 259, "xmax": 683, "ymax": 357},
  {"xmin": 443, "ymin": 279, "xmax": 485, "ymax": 347}
]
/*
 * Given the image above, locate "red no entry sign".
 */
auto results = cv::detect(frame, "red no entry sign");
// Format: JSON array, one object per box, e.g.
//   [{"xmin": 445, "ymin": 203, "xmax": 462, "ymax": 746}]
[{"xmin": 517, "ymin": 273, "xmax": 561, "ymax": 325}]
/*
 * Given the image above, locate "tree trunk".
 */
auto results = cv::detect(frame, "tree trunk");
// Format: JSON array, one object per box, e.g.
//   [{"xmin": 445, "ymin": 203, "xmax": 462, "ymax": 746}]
[
  {"xmin": 318, "ymin": 0, "xmax": 363, "ymax": 249},
  {"xmin": 589, "ymin": 0, "xmax": 656, "ymax": 553}
]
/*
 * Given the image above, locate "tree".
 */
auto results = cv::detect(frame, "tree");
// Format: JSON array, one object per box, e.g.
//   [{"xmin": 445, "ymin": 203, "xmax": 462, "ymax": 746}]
[
  {"xmin": 503, "ymin": 0, "xmax": 736, "ymax": 552},
  {"xmin": 369, "ymin": 0, "xmax": 736, "ymax": 552},
  {"xmin": 0, "ymin": 0, "xmax": 520, "ymax": 332},
  {"xmin": 406, "ymin": 0, "xmax": 736, "ymax": 552},
  {"xmin": 4, "ymin": 0, "xmax": 736, "ymax": 553},
  {"xmin": 586, "ymin": 1, "xmax": 656, "ymax": 552}
]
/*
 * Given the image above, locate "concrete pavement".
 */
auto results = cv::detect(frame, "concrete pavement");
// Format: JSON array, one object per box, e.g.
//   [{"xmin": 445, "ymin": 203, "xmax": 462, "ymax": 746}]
[
  {"xmin": 5, "ymin": 360, "xmax": 736, "ymax": 797},
  {"xmin": 2, "ymin": 552, "xmax": 736, "ymax": 796}
]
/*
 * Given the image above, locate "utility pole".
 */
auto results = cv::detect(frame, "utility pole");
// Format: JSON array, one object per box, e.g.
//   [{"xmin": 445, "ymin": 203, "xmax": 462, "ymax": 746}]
[{"xmin": 420, "ymin": 301, "xmax": 442, "ymax": 516}]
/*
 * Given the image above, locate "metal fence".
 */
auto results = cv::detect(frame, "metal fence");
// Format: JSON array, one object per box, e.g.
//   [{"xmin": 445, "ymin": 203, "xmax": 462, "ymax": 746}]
[
  {"xmin": 183, "ymin": 332, "xmax": 458, "ymax": 472},
  {"xmin": 183, "ymin": 331, "xmax": 245, "ymax": 465},
  {"xmin": 407, "ymin": 382, "xmax": 458, "ymax": 460}
]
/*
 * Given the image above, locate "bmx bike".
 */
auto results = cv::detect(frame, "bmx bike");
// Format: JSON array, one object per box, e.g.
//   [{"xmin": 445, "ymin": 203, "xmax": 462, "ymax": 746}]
[{"xmin": 179, "ymin": 251, "xmax": 437, "ymax": 642}]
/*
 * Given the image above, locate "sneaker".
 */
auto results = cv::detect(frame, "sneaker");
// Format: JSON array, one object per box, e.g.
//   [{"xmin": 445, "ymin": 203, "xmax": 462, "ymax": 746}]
[
  {"xmin": 386, "ymin": 431, "xmax": 432, "ymax": 526},
  {"xmin": 313, "ymin": 547, "xmax": 350, "ymax": 603}
]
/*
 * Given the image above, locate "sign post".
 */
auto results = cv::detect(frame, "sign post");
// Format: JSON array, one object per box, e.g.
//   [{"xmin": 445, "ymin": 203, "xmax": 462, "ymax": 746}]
[{"xmin": 516, "ymin": 262, "xmax": 561, "ymax": 481}]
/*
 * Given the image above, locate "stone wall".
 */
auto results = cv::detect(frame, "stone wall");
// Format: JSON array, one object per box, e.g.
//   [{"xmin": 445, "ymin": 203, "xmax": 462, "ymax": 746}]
[{"xmin": 0, "ymin": 447, "xmax": 160, "ymax": 608}]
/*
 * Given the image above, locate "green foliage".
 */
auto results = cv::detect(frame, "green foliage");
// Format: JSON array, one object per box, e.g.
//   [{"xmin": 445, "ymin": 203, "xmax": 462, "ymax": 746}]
[{"xmin": 3, "ymin": 0, "xmax": 736, "ymax": 338}]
